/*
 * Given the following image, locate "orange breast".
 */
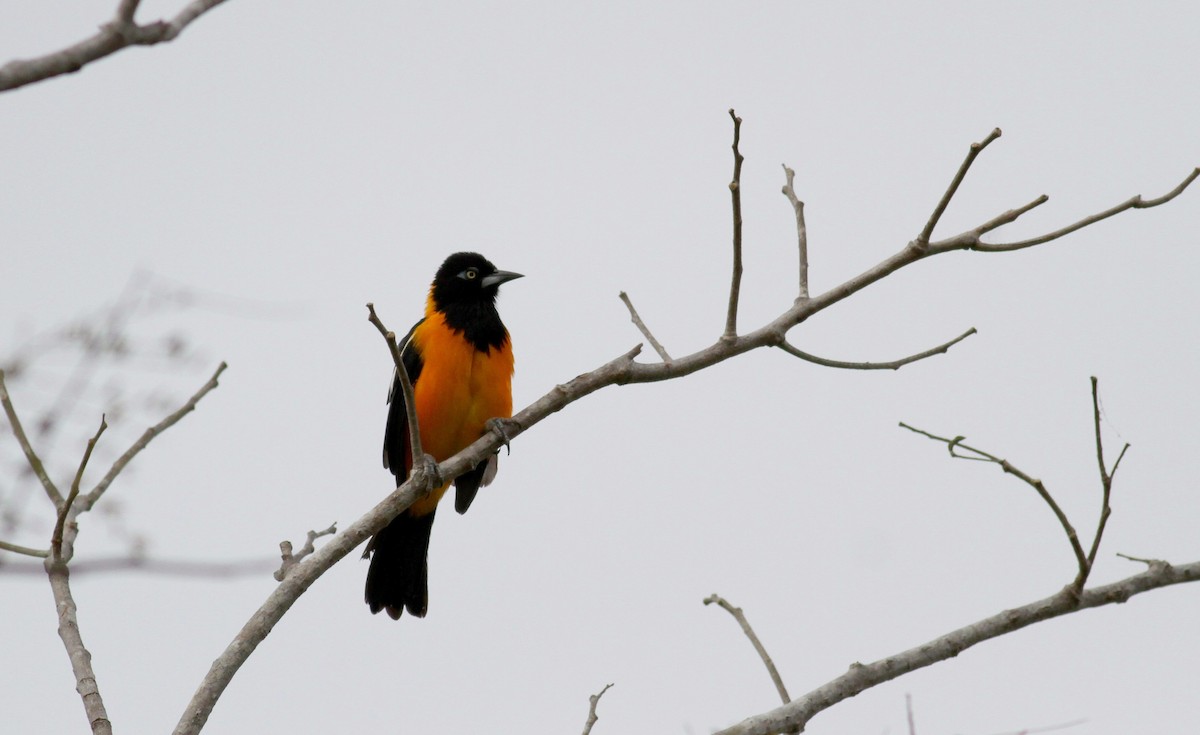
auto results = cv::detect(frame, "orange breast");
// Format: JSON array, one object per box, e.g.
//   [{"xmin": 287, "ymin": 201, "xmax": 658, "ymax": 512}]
[{"xmin": 408, "ymin": 311, "xmax": 514, "ymax": 513}]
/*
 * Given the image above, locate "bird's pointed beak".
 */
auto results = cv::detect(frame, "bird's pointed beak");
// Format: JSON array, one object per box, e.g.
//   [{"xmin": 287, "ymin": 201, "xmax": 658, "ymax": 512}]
[{"xmin": 482, "ymin": 270, "xmax": 524, "ymax": 288}]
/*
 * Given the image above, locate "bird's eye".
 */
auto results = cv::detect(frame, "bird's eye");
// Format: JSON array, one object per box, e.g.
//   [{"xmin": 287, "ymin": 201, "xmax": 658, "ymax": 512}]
[{"xmin": 461, "ymin": 268, "xmax": 478, "ymax": 280}]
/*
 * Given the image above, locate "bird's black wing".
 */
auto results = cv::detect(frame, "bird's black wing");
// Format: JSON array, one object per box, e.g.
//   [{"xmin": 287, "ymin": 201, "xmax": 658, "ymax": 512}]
[
  {"xmin": 382, "ymin": 319, "xmax": 425, "ymax": 485},
  {"xmin": 453, "ymin": 454, "xmax": 497, "ymax": 514}
]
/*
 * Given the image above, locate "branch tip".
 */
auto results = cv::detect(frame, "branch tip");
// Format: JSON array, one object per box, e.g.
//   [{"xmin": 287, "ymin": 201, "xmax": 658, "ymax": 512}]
[
  {"xmin": 780, "ymin": 162, "xmax": 810, "ymax": 299},
  {"xmin": 724, "ymin": 108, "xmax": 746, "ymax": 338},
  {"xmin": 618, "ymin": 291, "xmax": 671, "ymax": 363},
  {"xmin": 919, "ymin": 126, "xmax": 1004, "ymax": 245},
  {"xmin": 580, "ymin": 683, "xmax": 615, "ymax": 735},
  {"xmin": 705, "ymin": 593, "xmax": 791, "ymax": 706}
]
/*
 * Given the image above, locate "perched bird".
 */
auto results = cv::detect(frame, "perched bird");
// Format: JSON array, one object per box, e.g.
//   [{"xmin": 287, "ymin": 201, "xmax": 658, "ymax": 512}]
[{"xmin": 364, "ymin": 252, "xmax": 522, "ymax": 619}]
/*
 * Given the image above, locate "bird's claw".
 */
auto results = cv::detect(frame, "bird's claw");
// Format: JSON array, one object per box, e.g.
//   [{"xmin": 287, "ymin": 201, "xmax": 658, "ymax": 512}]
[
  {"xmin": 487, "ymin": 418, "xmax": 519, "ymax": 456},
  {"xmin": 412, "ymin": 453, "xmax": 443, "ymax": 488}
]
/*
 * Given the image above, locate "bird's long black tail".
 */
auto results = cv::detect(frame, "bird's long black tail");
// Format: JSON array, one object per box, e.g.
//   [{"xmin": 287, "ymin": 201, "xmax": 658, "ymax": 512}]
[{"xmin": 364, "ymin": 509, "xmax": 436, "ymax": 619}]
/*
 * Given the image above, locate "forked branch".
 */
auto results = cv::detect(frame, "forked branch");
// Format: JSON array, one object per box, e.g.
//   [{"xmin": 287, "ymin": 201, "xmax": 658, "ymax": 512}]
[
  {"xmin": 1084, "ymin": 377, "xmax": 1129, "ymax": 573},
  {"xmin": 0, "ymin": 362, "xmax": 227, "ymax": 735},
  {"xmin": 51, "ymin": 415, "xmax": 107, "ymax": 561},
  {"xmin": 916, "ymin": 128, "xmax": 1002, "ymax": 246},
  {"xmin": 899, "ymin": 421, "xmax": 1090, "ymax": 581},
  {"xmin": 274, "ymin": 523, "xmax": 339, "ymax": 581},
  {"xmin": 580, "ymin": 683, "xmax": 614, "ymax": 735},
  {"xmin": 901, "ymin": 376, "xmax": 1130, "ymax": 594},
  {"xmin": 714, "ymin": 559, "xmax": 1200, "ymax": 735},
  {"xmin": 975, "ymin": 169, "xmax": 1200, "ymax": 252},
  {"xmin": 0, "ymin": 0, "xmax": 232, "ymax": 92}
]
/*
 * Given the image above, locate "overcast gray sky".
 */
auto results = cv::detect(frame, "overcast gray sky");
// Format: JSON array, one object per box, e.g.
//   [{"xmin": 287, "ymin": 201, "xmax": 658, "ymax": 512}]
[{"xmin": 3, "ymin": 2, "xmax": 1199, "ymax": 734}]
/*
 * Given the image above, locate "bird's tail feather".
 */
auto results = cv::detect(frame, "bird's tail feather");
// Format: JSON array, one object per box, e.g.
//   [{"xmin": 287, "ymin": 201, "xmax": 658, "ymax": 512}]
[{"xmin": 364, "ymin": 509, "xmax": 436, "ymax": 619}]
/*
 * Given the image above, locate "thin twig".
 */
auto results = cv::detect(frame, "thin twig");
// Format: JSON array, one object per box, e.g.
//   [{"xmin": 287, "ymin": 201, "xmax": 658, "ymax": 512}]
[
  {"xmin": 916, "ymin": 128, "xmax": 1002, "ymax": 246},
  {"xmin": 899, "ymin": 422, "xmax": 1089, "ymax": 579},
  {"xmin": 724, "ymin": 109, "xmax": 745, "ymax": 340},
  {"xmin": 0, "ymin": 539, "xmax": 49, "ymax": 557},
  {"xmin": 983, "ymin": 717, "xmax": 1088, "ymax": 735},
  {"xmin": 975, "ymin": 168, "xmax": 1200, "ymax": 252},
  {"xmin": 781, "ymin": 164, "xmax": 809, "ymax": 300},
  {"xmin": 580, "ymin": 683, "xmax": 614, "ymax": 735},
  {"xmin": 704, "ymin": 594, "xmax": 791, "ymax": 706},
  {"xmin": 0, "ymin": 368, "xmax": 64, "ymax": 506},
  {"xmin": 1116, "ymin": 552, "xmax": 1170, "ymax": 571},
  {"xmin": 975, "ymin": 194, "xmax": 1050, "ymax": 236},
  {"xmin": 1080, "ymin": 376, "xmax": 1123, "ymax": 584},
  {"xmin": 0, "ymin": 0, "xmax": 232, "ymax": 92},
  {"xmin": 52, "ymin": 415, "xmax": 107, "ymax": 561},
  {"xmin": 274, "ymin": 523, "xmax": 338, "ymax": 581},
  {"xmin": 905, "ymin": 693, "xmax": 917, "ymax": 735},
  {"xmin": 618, "ymin": 291, "xmax": 672, "ymax": 362},
  {"xmin": 366, "ymin": 303, "xmax": 424, "ymax": 467},
  {"xmin": 80, "ymin": 363, "xmax": 226, "ymax": 511},
  {"xmin": 780, "ymin": 328, "xmax": 976, "ymax": 371}
]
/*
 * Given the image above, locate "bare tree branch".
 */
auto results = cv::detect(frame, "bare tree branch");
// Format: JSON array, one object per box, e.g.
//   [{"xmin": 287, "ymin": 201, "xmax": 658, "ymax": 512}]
[
  {"xmin": 0, "ymin": 361, "xmax": 229, "ymax": 734},
  {"xmin": 618, "ymin": 291, "xmax": 672, "ymax": 363},
  {"xmin": 51, "ymin": 415, "xmax": 107, "ymax": 560},
  {"xmin": 0, "ymin": 368, "xmax": 64, "ymax": 506},
  {"xmin": 714, "ymin": 559, "xmax": 1200, "ymax": 735},
  {"xmin": 274, "ymin": 523, "xmax": 338, "ymax": 581},
  {"xmin": 779, "ymin": 327, "xmax": 976, "ymax": 371},
  {"xmin": 975, "ymin": 194, "xmax": 1050, "ymax": 236},
  {"xmin": 724, "ymin": 109, "xmax": 745, "ymax": 340},
  {"xmin": 781, "ymin": 164, "xmax": 810, "ymax": 300},
  {"xmin": 1083, "ymin": 377, "xmax": 1127, "ymax": 574},
  {"xmin": 950, "ymin": 169, "xmax": 1200, "ymax": 253},
  {"xmin": 46, "ymin": 556, "xmax": 113, "ymax": 735},
  {"xmin": 902, "ymin": 376, "xmax": 1131, "ymax": 595},
  {"xmin": 0, "ymin": 0, "xmax": 232, "ymax": 93},
  {"xmin": 917, "ymin": 128, "xmax": 1003, "ymax": 245},
  {"xmin": 580, "ymin": 683, "xmax": 614, "ymax": 735},
  {"xmin": 983, "ymin": 717, "xmax": 1088, "ymax": 735},
  {"xmin": 704, "ymin": 594, "xmax": 791, "ymax": 706},
  {"xmin": 899, "ymin": 421, "xmax": 1089, "ymax": 580},
  {"xmin": 366, "ymin": 303, "xmax": 424, "ymax": 469},
  {"xmin": 80, "ymin": 362, "xmax": 226, "ymax": 512},
  {"xmin": 45, "ymin": 417, "xmax": 115, "ymax": 735}
]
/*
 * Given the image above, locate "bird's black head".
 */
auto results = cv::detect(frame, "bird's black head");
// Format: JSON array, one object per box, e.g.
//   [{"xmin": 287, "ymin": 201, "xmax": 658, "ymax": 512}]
[
  {"xmin": 429, "ymin": 252, "xmax": 522, "ymax": 351},
  {"xmin": 430, "ymin": 252, "xmax": 523, "ymax": 310}
]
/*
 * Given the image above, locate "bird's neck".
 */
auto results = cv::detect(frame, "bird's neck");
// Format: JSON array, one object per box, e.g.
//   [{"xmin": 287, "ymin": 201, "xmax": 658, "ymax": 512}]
[{"xmin": 426, "ymin": 293, "xmax": 508, "ymax": 353}]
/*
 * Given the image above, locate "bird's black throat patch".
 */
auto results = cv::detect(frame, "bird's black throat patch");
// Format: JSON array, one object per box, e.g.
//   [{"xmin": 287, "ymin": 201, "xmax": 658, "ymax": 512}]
[{"xmin": 438, "ymin": 299, "xmax": 509, "ymax": 353}]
